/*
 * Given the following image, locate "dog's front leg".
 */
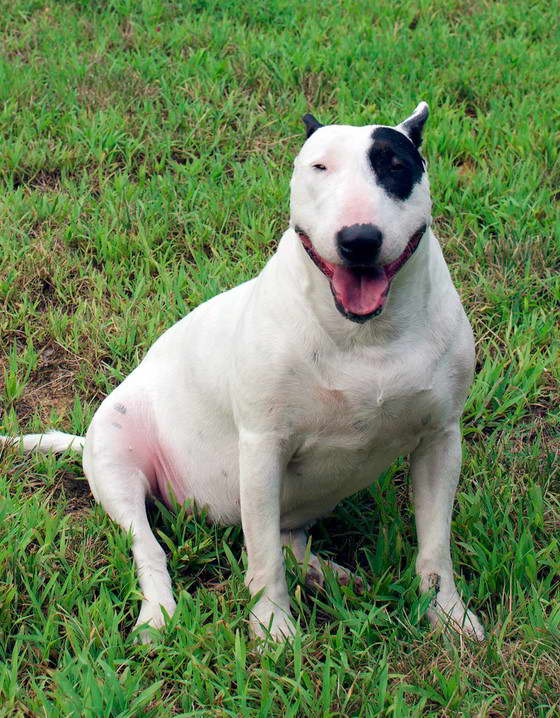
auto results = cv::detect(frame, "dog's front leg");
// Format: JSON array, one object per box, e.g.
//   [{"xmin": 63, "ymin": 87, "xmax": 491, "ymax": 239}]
[
  {"xmin": 239, "ymin": 430, "xmax": 295, "ymax": 641},
  {"xmin": 410, "ymin": 424, "xmax": 484, "ymax": 640}
]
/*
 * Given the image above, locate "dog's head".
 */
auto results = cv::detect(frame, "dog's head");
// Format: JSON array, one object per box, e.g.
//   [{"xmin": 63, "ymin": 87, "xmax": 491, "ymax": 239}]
[{"xmin": 290, "ymin": 103, "xmax": 432, "ymax": 323}]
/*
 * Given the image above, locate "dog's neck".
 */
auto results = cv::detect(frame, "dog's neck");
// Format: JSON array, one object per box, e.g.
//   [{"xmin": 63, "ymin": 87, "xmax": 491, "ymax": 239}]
[{"xmin": 272, "ymin": 227, "xmax": 438, "ymax": 349}]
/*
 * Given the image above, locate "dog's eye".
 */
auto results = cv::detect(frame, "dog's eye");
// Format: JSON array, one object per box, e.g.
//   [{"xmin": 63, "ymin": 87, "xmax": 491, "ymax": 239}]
[
  {"xmin": 390, "ymin": 159, "xmax": 406, "ymax": 172},
  {"xmin": 312, "ymin": 163, "xmax": 327, "ymax": 171}
]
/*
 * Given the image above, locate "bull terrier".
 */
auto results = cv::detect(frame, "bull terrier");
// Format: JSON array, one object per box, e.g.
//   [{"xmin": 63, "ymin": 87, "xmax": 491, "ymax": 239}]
[{"xmin": 1, "ymin": 103, "xmax": 485, "ymax": 643}]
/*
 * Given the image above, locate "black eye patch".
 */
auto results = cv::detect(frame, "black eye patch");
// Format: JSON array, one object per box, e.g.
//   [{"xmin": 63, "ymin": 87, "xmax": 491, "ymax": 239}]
[{"xmin": 368, "ymin": 127, "xmax": 425, "ymax": 201}]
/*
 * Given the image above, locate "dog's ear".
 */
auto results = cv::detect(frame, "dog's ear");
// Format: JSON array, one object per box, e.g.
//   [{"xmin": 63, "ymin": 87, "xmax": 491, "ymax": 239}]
[
  {"xmin": 302, "ymin": 113, "xmax": 323, "ymax": 139},
  {"xmin": 398, "ymin": 102, "xmax": 429, "ymax": 148}
]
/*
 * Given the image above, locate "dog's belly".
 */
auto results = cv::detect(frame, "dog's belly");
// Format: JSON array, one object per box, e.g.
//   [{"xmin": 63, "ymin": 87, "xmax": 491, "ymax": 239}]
[{"xmin": 279, "ymin": 426, "xmax": 419, "ymax": 528}]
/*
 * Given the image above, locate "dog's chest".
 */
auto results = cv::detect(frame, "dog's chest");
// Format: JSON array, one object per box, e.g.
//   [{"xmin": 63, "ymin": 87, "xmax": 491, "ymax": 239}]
[
  {"xmin": 289, "ymin": 344, "xmax": 443, "ymax": 466},
  {"xmin": 277, "ymin": 346, "xmax": 445, "ymax": 520}
]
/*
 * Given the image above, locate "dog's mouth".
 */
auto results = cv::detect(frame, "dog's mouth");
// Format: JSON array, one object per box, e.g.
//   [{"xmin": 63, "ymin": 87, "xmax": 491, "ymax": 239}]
[{"xmin": 296, "ymin": 225, "xmax": 427, "ymax": 323}]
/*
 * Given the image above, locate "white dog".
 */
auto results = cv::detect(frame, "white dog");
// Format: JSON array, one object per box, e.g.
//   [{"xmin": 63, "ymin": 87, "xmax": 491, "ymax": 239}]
[{"xmin": 1, "ymin": 103, "xmax": 484, "ymax": 642}]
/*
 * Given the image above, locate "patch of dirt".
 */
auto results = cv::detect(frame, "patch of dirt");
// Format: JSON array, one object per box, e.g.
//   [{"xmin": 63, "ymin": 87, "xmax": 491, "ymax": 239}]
[
  {"xmin": 76, "ymin": 63, "xmax": 159, "ymax": 112},
  {"xmin": 447, "ymin": 82, "xmax": 487, "ymax": 119},
  {"xmin": 0, "ymin": 445, "xmax": 92, "ymax": 517},
  {"xmin": 2, "ymin": 230, "xmax": 93, "ymax": 315},
  {"xmin": 49, "ymin": 467, "xmax": 94, "ymax": 514},
  {"xmin": 11, "ymin": 168, "xmax": 62, "ymax": 192},
  {"xmin": 509, "ymin": 408, "xmax": 560, "ymax": 458},
  {"xmin": 454, "ymin": 158, "xmax": 477, "ymax": 177},
  {"xmin": 0, "ymin": 341, "xmax": 82, "ymax": 426},
  {"xmin": 169, "ymin": 149, "xmax": 189, "ymax": 166}
]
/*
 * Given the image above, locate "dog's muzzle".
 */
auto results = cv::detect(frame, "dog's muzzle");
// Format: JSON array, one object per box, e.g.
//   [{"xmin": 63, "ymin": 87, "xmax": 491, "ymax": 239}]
[{"xmin": 296, "ymin": 224, "xmax": 427, "ymax": 322}]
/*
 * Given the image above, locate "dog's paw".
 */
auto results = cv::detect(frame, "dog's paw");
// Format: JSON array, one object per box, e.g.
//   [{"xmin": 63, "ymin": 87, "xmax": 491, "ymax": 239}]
[
  {"xmin": 326, "ymin": 560, "xmax": 366, "ymax": 593},
  {"xmin": 427, "ymin": 595, "xmax": 485, "ymax": 642},
  {"xmin": 132, "ymin": 599, "xmax": 177, "ymax": 644},
  {"xmin": 303, "ymin": 557, "xmax": 365, "ymax": 594},
  {"xmin": 249, "ymin": 598, "xmax": 296, "ymax": 642}
]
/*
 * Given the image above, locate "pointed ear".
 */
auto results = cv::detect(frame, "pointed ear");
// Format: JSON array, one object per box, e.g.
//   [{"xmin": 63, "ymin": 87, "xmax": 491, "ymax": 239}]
[
  {"xmin": 302, "ymin": 113, "xmax": 323, "ymax": 139},
  {"xmin": 398, "ymin": 101, "xmax": 429, "ymax": 148}
]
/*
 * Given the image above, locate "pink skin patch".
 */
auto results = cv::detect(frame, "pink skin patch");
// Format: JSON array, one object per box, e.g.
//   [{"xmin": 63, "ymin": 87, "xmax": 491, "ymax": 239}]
[
  {"xmin": 339, "ymin": 195, "xmax": 377, "ymax": 227},
  {"xmin": 153, "ymin": 441, "xmax": 188, "ymax": 507},
  {"xmin": 109, "ymin": 402, "xmax": 187, "ymax": 508},
  {"xmin": 298, "ymin": 226, "xmax": 426, "ymax": 320}
]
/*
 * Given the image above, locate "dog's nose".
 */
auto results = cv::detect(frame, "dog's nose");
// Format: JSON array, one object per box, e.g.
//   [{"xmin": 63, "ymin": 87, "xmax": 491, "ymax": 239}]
[{"xmin": 336, "ymin": 224, "xmax": 383, "ymax": 266}]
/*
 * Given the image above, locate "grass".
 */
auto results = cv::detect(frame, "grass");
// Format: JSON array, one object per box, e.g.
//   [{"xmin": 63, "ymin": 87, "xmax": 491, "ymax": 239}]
[{"xmin": 0, "ymin": 0, "xmax": 558, "ymax": 715}]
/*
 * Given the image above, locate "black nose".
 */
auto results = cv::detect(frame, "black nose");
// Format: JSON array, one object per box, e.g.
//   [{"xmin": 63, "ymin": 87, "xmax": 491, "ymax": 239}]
[{"xmin": 336, "ymin": 224, "xmax": 383, "ymax": 266}]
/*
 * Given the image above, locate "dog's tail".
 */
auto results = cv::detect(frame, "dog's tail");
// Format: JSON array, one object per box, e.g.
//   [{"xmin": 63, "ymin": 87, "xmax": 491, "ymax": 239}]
[{"xmin": 0, "ymin": 431, "xmax": 85, "ymax": 455}]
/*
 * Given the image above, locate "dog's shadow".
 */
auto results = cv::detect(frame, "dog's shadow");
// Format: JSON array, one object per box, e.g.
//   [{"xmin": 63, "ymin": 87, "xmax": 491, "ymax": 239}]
[{"xmin": 145, "ymin": 460, "xmax": 413, "ymax": 596}]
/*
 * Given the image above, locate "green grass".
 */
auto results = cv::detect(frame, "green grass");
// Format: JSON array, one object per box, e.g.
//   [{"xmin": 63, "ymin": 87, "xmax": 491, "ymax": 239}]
[{"xmin": 0, "ymin": 0, "xmax": 558, "ymax": 715}]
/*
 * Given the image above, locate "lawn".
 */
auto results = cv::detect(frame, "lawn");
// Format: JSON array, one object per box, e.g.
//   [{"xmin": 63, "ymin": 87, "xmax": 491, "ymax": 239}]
[{"xmin": 0, "ymin": 0, "xmax": 558, "ymax": 715}]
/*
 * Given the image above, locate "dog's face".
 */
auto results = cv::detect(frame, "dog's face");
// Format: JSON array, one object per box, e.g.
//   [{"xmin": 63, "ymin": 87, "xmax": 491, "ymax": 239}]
[{"xmin": 290, "ymin": 103, "xmax": 432, "ymax": 323}]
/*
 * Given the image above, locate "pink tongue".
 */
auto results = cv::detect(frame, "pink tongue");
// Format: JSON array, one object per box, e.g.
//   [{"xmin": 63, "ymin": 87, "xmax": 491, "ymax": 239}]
[{"xmin": 331, "ymin": 265, "xmax": 390, "ymax": 315}]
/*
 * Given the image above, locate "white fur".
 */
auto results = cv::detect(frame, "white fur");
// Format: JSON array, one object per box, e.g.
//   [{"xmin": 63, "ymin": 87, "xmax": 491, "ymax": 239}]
[{"xmin": 2, "ymin": 108, "xmax": 484, "ymax": 642}]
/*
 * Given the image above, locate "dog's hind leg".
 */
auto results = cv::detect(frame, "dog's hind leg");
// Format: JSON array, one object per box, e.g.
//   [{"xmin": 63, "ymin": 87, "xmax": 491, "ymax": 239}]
[
  {"xmin": 281, "ymin": 529, "xmax": 364, "ymax": 592},
  {"xmin": 83, "ymin": 443, "xmax": 176, "ymax": 643}
]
